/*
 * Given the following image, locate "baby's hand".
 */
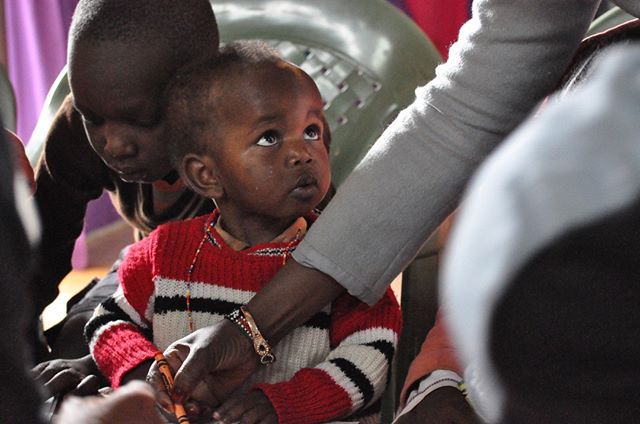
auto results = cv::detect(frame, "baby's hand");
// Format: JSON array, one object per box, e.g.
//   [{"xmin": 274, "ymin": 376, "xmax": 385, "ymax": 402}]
[{"xmin": 212, "ymin": 390, "xmax": 277, "ymax": 424}]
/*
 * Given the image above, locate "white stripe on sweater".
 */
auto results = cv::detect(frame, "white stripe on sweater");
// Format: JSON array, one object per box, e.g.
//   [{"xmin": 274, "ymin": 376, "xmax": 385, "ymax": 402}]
[{"xmin": 155, "ymin": 276, "xmax": 255, "ymax": 304}]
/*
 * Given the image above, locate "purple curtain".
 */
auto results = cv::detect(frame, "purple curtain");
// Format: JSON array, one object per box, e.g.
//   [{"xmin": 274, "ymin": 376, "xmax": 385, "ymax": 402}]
[
  {"xmin": 4, "ymin": 0, "xmax": 90, "ymax": 267},
  {"xmin": 4, "ymin": 0, "xmax": 77, "ymax": 142}
]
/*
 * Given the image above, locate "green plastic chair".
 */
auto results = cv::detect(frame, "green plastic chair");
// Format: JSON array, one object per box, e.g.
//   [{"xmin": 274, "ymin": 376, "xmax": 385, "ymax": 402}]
[
  {"xmin": 0, "ymin": 64, "xmax": 17, "ymax": 132},
  {"xmin": 27, "ymin": 65, "xmax": 69, "ymax": 165}
]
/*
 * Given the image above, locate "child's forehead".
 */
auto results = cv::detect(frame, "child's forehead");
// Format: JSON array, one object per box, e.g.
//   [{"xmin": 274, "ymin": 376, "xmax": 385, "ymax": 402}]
[
  {"xmin": 73, "ymin": 38, "xmax": 179, "ymax": 71},
  {"xmin": 71, "ymin": 39, "xmax": 184, "ymax": 94}
]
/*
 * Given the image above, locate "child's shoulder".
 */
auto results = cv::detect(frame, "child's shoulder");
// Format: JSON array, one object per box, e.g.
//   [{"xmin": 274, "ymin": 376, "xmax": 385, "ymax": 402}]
[{"xmin": 154, "ymin": 213, "xmax": 210, "ymax": 236}]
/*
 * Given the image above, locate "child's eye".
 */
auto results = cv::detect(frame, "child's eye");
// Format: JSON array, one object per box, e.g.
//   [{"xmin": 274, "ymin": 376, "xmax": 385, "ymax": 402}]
[
  {"xmin": 304, "ymin": 125, "xmax": 321, "ymax": 141},
  {"xmin": 256, "ymin": 131, "xmax": 279, "ymax": 146}
]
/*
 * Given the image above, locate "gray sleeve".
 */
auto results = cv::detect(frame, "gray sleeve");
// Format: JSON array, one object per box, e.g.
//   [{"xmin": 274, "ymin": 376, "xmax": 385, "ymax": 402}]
[{"xmin": 293, "ymin": 0, "xmax": 601, "ymax": 305}]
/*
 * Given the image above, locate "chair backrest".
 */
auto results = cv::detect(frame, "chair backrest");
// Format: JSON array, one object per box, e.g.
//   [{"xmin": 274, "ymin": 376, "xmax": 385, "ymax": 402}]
[
  {"xmin": 27, "ymin": 0, "xmax": 441, "ymax": 186},
  {"xmin": 26, "ymin": 65, "xmax": 69, "ymax": 166},
  {"xmin": 586, "ymin": 6, "xmax": 635, "ymax": 37},
  {"xmin": 0, "ymin": 64, "xmax": 17, "ymax": 132}
]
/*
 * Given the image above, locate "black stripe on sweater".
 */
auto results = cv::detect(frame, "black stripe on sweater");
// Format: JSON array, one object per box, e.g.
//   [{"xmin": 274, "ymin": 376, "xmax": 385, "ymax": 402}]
[
  {"xmin": 330, "ymin": 358, "xmax": 375, "ymax": 407},
  {"xmin": 84, "ymin": 297, "xmax": 152, "ymax": 342},
  {"xmin": 365, "ymin": 340, "xmax": 395, "ymax": 365},
  {"xmin": 154, "ymin": 297, "xmax": 330, "ymax": 330},
  {"xmin": 155, "ymin": 295, "xmax": 240, "ymax": 315},
  {"xmin": 301, "ymin": 311, "xmax": 331, "ymax": 330}
]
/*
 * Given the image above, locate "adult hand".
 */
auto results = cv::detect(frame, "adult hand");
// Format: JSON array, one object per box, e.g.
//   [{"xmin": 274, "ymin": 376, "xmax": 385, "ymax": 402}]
[
  {"xmin": 394, "ymin": 387, "xmax": 481, "ymax": 424},
  {"xmin": 147, "ymin": 319, "xmax": 258, "ymax": 415},
  {"xmin": 212, "ymin": 390, "xmax": 277, "ymax": 424},
  {"xmin": 55, "ymin": 380, "xmax": 164, "ymax": 424},
  {"xmin": 32, "ymin": 354, "xmax": 104, "ymax": 397}
]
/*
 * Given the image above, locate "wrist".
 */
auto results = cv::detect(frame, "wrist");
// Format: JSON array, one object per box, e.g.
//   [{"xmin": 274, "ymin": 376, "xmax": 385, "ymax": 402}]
[
  {"xmin": 225, "ymin": 307, "xmax": 276, "ymax": 365},
  {"xmin": 121, "ymin": 359, "xmax": 154, "ymax": 386},
  {"xmin": 245, "ymin": 259, "xmax": 344, "ymax": 343}
]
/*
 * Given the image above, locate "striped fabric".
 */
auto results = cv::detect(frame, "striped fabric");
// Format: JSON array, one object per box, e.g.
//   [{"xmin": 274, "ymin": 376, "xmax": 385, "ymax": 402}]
[{"xmin": 86, "ymin": 211, "xmax": 402, "ymax": 424}]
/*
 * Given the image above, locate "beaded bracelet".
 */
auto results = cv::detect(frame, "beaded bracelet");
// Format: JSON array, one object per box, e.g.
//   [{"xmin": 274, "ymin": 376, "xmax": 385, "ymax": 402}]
[
  {"xmin": 226, "ymin": 308, "xmax": 253, "ymax": 339},
  {"xmin": 225, "ymin": 307, "xmax": 276, "ymax": 365}
]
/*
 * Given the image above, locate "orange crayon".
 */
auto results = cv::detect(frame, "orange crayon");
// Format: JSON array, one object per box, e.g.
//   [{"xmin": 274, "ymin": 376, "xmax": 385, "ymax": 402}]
[{"xmin": 154, "ymin": 352, "xmax": 190, "ymax": 424}]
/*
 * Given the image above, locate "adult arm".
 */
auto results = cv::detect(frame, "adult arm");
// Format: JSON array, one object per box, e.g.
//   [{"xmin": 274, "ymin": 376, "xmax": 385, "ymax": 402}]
[
  {"xmin": 294, "ymin": 0, "xmax": 602, "ymax": 304},
  {"xmin": 32, "ymin": 94, "xmax": 111, "ymax": 314},
  {"xmin": 246, "ymin": 0, "xmax": 603, "ymax": 338}
]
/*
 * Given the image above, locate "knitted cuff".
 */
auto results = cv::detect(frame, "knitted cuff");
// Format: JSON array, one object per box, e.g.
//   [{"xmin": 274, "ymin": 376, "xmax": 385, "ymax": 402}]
[{"xmin": 255, "ymin": 372, "xmax": 352, "ymax": 424}]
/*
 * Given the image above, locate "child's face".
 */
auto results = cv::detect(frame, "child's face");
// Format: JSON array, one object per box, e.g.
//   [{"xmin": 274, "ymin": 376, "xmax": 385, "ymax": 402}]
[
  {"xmin": 69, "ymin": 41, "xmax": 174, "ymax": 182},
  {"xmin": 210, "ymin": 63, "xmax": 331, "ymax": 224}
]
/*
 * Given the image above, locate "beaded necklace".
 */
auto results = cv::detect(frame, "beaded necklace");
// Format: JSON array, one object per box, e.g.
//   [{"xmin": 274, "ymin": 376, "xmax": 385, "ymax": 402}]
[
  {"xmin": 185, "ymin": 215, "xmax": 214, "ymax": 333},
  {"xmin": 184, "ymin": 213, "xmax": 302, "ymax": 333}
]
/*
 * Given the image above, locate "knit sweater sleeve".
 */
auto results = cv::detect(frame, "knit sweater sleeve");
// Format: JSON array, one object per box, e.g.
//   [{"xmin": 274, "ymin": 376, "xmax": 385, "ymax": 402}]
[
  {"xmin": 293, "ymin": 0, "xmax": 603, "ymax": 305},
  {"xmin": 255, "ymin": 288, "xmax": 401, "ymax": 423},
  {"xmin": 85, "ymin": 232, "xmax": 160, "ymax": 388}
]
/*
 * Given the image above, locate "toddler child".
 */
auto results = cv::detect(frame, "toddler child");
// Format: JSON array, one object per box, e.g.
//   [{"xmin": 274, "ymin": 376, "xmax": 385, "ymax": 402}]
[{"xmin": 85, "ymin": 42, "xmax": 401, "ymax": 424}]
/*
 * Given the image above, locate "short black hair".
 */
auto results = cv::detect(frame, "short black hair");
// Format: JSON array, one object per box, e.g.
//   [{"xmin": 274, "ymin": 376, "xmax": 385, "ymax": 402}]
[
  {"xmin": 69, "ymin": 0, "xmax": 219, "ymax": 62},
  {"xmin": 163, "ymin": 41, "xmax": 285, "ymax": 166}
]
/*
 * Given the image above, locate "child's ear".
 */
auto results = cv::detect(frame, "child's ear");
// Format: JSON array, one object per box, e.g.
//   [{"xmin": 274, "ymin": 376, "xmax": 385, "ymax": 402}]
[{"xmin": 180, "ymin": 153, "xmax": 223, "ymax": 199}]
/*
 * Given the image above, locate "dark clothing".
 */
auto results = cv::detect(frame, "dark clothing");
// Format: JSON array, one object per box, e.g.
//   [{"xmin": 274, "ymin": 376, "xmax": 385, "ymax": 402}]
[{"xmin": 0, "ymin": 126, "xmax": 47, "ymax": 423}]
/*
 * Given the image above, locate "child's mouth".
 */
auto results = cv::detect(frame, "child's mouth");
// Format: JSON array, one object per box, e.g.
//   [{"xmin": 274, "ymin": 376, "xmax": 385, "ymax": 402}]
[
  {"xmin": 293, "ymin": 174, "xmax": 317, "ymax": 190},
  {"xmin": 291, "ymin": 174, "xmax": 318, "ymax": 199}
]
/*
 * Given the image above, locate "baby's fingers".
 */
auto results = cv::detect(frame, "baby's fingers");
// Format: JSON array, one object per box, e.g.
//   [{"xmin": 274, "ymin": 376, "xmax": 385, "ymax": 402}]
[{"xmin": 212, "ymin": 395, "xmax": 246, "ymax": 423}]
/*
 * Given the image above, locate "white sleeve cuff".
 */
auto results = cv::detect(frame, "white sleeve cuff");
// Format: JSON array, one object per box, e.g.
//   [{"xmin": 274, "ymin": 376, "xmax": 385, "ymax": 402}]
[{"xmin": 393, "ymin": 369, "xmax": 463, "ymax": 422}]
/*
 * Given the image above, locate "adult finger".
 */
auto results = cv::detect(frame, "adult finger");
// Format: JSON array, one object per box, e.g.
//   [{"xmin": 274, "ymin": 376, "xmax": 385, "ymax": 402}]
[
  {"xmin": 173, "ymin": 321, "xmax": 255, "ymax": 400},
  {"xmin": 169, "ymin": 332, "xmax": 216, "ymax": 400},
  {"xmin": 146, "ymin": 359, "xmax": 175, "ymax": 414}
]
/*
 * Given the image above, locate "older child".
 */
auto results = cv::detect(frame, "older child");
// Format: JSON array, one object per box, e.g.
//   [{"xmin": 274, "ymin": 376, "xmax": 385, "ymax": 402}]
[
  {"xmin": 85, "ymin": 42, "xmax": 401, "ymax": 424},
  {"xmin": 32, "ymin": 0, "xmax": 218, "ymax": 361}
]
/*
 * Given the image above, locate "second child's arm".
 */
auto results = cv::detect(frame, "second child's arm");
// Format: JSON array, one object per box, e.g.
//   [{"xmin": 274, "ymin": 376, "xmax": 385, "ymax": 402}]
[{"xmin": 85, "ymin": 236, "xmax": 159, "ymax": 388}]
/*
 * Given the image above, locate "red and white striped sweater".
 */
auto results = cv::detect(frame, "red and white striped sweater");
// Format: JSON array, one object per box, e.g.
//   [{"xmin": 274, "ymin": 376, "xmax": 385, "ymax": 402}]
[{"xmin": 86, "ymin": 211, "xmax": 401, "ymax": 424}]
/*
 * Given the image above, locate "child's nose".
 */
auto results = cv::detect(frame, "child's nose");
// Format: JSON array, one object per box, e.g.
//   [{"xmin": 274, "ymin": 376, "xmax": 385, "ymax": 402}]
[
  {"xmin": 286, "ymin": 139, "xmax": 313, "ymax": 167},
  {"xmin": 103, "ymin": 125, "xmax": 137, "ymax": 160}
]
